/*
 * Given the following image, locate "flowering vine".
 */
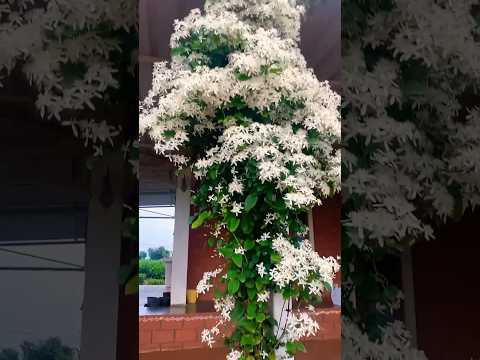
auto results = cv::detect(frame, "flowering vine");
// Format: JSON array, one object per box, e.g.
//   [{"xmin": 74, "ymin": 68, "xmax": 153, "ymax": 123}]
[
  {"xmin": 0, "ymin": 0, "xmax": 138, "ymax": 175},
  {"xmin": 140, "ymin": 0, "xmax": 341, "ymax": 358},
  {"xmin": 342, "ymin": 0, "xmax": 480, "ymax": 358}
]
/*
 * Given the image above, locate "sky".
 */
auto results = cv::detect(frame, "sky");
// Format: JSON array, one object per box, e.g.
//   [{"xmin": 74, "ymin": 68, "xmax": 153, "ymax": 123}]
[
  {"xmin": 0, "ymin": 243, "xmax": 84, "ymax": 351},
  {"xmin": 139, "ymin": 206, "xmax": 175, "ymax": 253}
]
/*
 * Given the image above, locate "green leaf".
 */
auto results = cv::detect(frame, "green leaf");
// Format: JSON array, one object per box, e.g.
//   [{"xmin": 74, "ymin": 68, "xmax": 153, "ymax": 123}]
[
  {"xmin": 247, "ymin": 288, "xmax": 257, "ymax": 300},
  {"xmin": 241, "ymin": 215, "xmax": 254, "ymax": 235},
  {"xmin": 240, "ymin": 335, "xmax": 255, "ymax": 346},
  {"xmin": 297, "ymin": 342, "xmax": 307, "ymax": 352},
  {"xmin": 192, "ymin": 211, "xmax": 210, "ymax": 229},
  {"xmin": 256, "ymin": 312, "xmax": 266, "ymax": 323},
  {"xmin": 271, "ymin": 253, "xmax": 281, "ymax": 264},
  {"xmin": 239, "ymin": 319, "xmax": 256, "ymax": 333},
  {"xmin": 244, "ymin": 193, "xmax": 258, "ymax": 212},
  {"xmin": 228, "ymin": 279, "xmax": 240, "ymax": 294},
  {"xmin": 220, "ymin": 247, "xmax": 234, "ymax": 258},
  {"xmin": 231, "ymin": 305, "xmax": 244, "ymax": 322},
  {"xmin": 239, "ymin": 272, "xmax": 247, "ymax": 282},
  {"xmin": 232, "ymin": 254, "xmax": 243, "ymax": 268},
  {"xmin": 162, "ymin": 129, "xmax": 176, "ymax": 138},
  {"xmin": 286, "ymin": 342, "xmax": 296, "ymax": 355},
  {"xmin": 227, "ymin": 215, "xmax": 241, "ymax": 232},
  {"xmin": 247, "ymin": 303, "xmax": 257, "ymax": 319},
  {"xmin": 255, "ymin": 279, "xmax": 264, "ymax": 292},
  {"xmin": 244, "ymin": 239, "xmax": 255, "ymax": 250},
  {"xmin": 171, "ymin": 47, "xmax": 185, "ymax": 57}
]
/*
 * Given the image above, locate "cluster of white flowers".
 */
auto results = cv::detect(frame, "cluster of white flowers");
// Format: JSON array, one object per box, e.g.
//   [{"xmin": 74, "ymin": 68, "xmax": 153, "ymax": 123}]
[
  {"xmin": 226, "ymin": 349, "xmax": 243, "ymax": 360},
  {"xmin": 270, "ymin": 234, "xmax": 339, "ymax": 290},
  {"xmin": 214, "ymin": 295, "xmax": 235, "ymax": 322},
  {"xmin": 205, "ymin": 0, "xmax": 306, "ymax": 40},
  {"xmin": 342, "ymin": 318, "xmax": 427, "ymax": 360},
  {"xmin": 139, "ymin": 1, "xmax": 341, "ymax": 212},
  {"xmin": 343, "ymin": 0, "xmax": 480, "ymax": 358},
  {"xmin": 194, "ymin": 123, "xmax": 339, "ymax": 209},
  {"xmin": 284, "ymin": 311, "xmax": 320, "ymax": 341},
  {"xmin": 228, "ymin": 178, "xmax": 244, "ymax": 195},
  {"xmin": 1, "ymin": 0, "xmax": 136, "ymax": 156},
  {"xmin": 196, "ymin": 267, "xmax": 223, "ymax": 294}
]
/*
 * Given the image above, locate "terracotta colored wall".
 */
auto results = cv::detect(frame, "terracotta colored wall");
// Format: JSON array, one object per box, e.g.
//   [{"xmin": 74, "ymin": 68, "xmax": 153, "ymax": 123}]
[
  {"xmin": 312, "ymin": 195, "xmax": 341, "ymax": 307},
  {"xmin": 186, "ymin": 219, "xmax": 226, "ymax": 301},
  {"xmin": 412, "ymin": 211, "xmax": 480, "ymax": 360},
  {"xmin": 139, "ymin": 307, "xmax": 340, "ymax": 357}
]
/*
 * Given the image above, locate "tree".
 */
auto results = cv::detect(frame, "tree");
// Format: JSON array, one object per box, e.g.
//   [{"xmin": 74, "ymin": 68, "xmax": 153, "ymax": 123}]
[
  {"xmin": 0, "ymin": 338, "xmax": 74, "ymax": 360},
  {"xmin": 0, "ymin": 349, "xmax": 19, "ymax": 360},
  {"xmin": 147, "ymin": 247, "xmax": 170, "ymax": 260},
  {"xmin": 139, "ymin": 250, "xmax": 147, "ymax": 259},
  {"xmin": 140, "ymin": 0, "xmax": 341, "ymax": 358}
]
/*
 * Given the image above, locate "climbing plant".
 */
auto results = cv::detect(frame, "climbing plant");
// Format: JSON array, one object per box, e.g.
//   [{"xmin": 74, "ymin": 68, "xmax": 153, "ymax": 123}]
[
  {"xmin": 0, "ymin": 0, "xmax": 138, "ymax": 174},
  {"xmin": 342, "ymin": 0, "xmax": 480, "ymax": 358},
  {"xmin": 140, "ymin": 0, "xmax": 341, "ymax": 359}
]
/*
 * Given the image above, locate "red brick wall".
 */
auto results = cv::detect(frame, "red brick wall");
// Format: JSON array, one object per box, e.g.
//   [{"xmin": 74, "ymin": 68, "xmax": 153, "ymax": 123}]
[
  {"xmin": 187, "ymin": 220, "xmax": 226, "ymax": 301},
  {"xmin": 139, "ymin": 307, "xmax": 340, "ymax": 356},
  {"xmin": 313, "ymin": 195, "xmax": 341, "ymax": 286}
]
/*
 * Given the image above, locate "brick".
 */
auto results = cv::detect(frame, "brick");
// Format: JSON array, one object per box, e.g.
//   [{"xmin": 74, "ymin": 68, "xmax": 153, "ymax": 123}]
[
  {"xmin": 183, "ymin": 317, "xmax": 205, "ymax": 329},
  {"xmin": 181, "ymin": 340, "xmax": 203, "ymax": 350},
  {"xmin": 161, "ymin": 343, "xmax": 183, "ymax": 351},
  {"xmin": 140, "ymin": 343, "xmax": 161, "ymax": 352},
  {"xmin": 139, "ymin": 330, "xmax": 152, "ymax": 346},
  {"xmin": 175, "ymin": 329, "xmax": 197, "ymax": 342},
  {"xmin": 140, "ymin": 319, "xmax": 162, "ymax": 331},
  {"xmin": 152, "ymin": 330, "xmax": 174, "ymax": 344},
  {"xmin": 204, "ymin": 317, "xmax": 219, "ymax": 328},
  {"xmin": 161, "ymin": 318, "xmax": 184, "ymax": 330}
]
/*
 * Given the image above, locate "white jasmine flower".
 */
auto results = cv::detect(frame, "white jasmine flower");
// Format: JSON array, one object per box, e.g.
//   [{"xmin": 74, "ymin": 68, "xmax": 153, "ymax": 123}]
[
  {"xmin": 256, "ymin": 262, "xmax": 267, "ymax": 278},
  {"xmin": 234, "ymin": 246, "xmax": 245, "ymax": 255},
  {"xmin": 226, "ymin": 350, "xmax": 242, "ymax": 360},
  {"xmin": 257, "ymin": 291, "xmax": 270, "ymax": 302},
  {"xmin": 285, "ymin": 312, "xmax": 320, "ymax": 341},
  {"xmin": 257, "ymin": 232, "xmax": 270, "ymax": 243},
  {"xmin": 265, "ymin": 213, "xmax": 277, "ymax": 225},
  {"xmin": 228, "ymin": 178, "xmax": 244, "ymax": 194},
  {"xmin": 260, "ymin": 351, "xmax": 269, "ymax": 359},
  {"xmin": 201, "ymin": 328, "xmax": 215, "ymax": 348},
  {"xmin": 197, "ymin": 268, "xmax": 223, "ymax": 294},
  {"xmin": 214, "ymin": 295, "xmax": 235, "ymax": 322},
  {"xmin": 231, "ymin": 202, "xmax": 243, "ymax": 216}
]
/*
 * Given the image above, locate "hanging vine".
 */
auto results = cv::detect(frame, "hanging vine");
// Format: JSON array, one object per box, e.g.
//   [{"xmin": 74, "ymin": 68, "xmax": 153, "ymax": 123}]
[{"xmin": 140, "ymin": 0, "xmax": 341, "ymax": 359}]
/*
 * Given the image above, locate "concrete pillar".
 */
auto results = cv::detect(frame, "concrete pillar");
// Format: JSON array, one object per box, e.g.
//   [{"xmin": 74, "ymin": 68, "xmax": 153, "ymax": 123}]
[
  {"xmin": 170, "ymin": 172, "xmax": 191, "ymax": 305},
  {"xmin": 79, "ymin": 152, "xmax": 124, "ymax": 360},
  {"xmin": 272, "ymin": 293, "xmax": 293, "ymax": 360}
]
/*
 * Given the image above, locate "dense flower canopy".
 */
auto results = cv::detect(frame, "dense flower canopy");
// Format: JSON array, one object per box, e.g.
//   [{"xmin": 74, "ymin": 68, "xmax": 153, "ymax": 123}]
[
  {"xmin": 0, "ymin": 0, "xmax": 137, "ymax": 163},
  {"xmin": 140, "ymin": 0, "xmax": 341, "ymax": 210},
  {"xmin": 140, "ymin": 0, "xmax": 341, "ymax": 359}
]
